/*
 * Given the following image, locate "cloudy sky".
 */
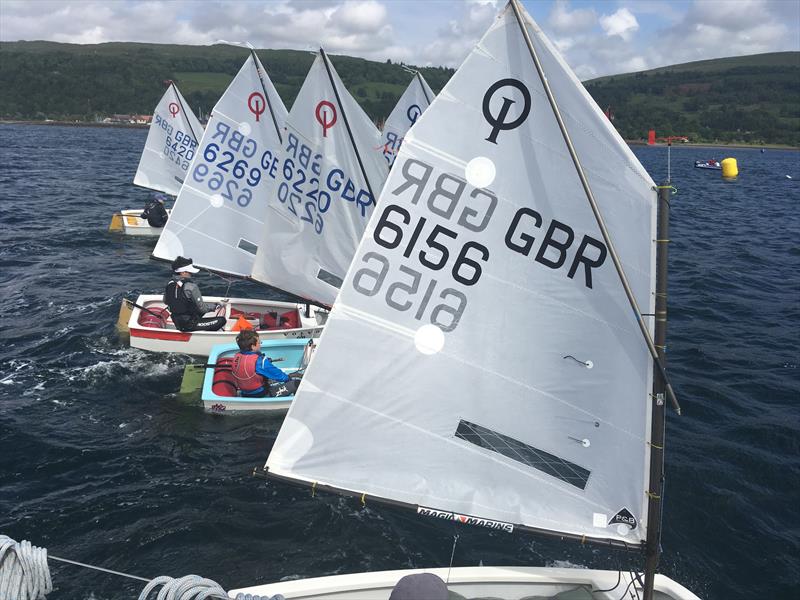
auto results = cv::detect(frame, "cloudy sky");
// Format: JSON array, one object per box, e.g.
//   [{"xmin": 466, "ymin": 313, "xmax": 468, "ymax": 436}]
[{"xmin": 1, "ymin": 0, "xmax": 798, "ymax": 79}]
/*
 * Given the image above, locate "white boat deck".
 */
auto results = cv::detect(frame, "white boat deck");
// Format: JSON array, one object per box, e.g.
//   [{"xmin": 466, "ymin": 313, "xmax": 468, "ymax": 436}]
[{"xmin": 228, "ymin": 566, "xmax": 701, "ymax": 600}]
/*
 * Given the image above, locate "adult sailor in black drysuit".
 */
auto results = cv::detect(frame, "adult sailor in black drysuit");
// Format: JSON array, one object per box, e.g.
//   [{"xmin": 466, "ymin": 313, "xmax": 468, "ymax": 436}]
[
  {"xmin": 141, "ymin": 193, "xmax": 169, "ymax": 228},
  {"xmin": 163, "ymin": 256, "xmax": 227, "ymax": 332}
]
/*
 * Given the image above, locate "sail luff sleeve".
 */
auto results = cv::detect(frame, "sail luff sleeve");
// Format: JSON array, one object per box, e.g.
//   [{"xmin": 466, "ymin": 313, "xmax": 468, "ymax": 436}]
[
  {"xmin": 251, "ymin": 50, "xmax": 283, "ymax": 145},
  {"xmin": 508, "ymin": 0, "xmax": 680, "ymax": 414},
  {"xmin": 416, "ymin": 72, "xmax": 432, "ymax": 105},
  {"xmin": 319, "ymin": 48, "xmax": 377, "ymax": 204},
  {"xmin": 172, "ymin": 82, "xmax": 200, "ymax": 146}
]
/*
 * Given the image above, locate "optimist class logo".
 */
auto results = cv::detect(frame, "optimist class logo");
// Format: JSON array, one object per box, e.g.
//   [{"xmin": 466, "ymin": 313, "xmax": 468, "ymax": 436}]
[
  {"xmin": 315, "ymin": 100, "xmax": 337, "ymax": 137},
  {"xmin": 168, "ymin": 102, "xmax": 180, "ymax": 117},
  {"xmin": 482, "ymin": 78, "xmax": 531, "ymax": 144},
  {"xmin": 406, "ymin": 104, "xmax": 422, "ymax": 124},
  {"xmin": 248, "ymin": 92, "xmax": 266, "ymax": 122}
]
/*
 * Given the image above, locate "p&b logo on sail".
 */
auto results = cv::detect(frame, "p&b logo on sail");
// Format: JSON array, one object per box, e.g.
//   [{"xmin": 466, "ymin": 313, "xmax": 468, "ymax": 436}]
[
  {"xmin": 482, "ymin": 78, "xmax": 531, "ymax": 144},
  {"xmin": 609, "ymin": 507, "xmax": 638, "ymax": 531}
]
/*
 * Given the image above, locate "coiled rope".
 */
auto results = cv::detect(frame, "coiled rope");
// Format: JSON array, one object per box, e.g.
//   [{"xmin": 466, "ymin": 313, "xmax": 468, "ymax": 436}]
[
  {"xmin": 137, "ymin": 574, "xmax": 228, "ymax": 600},
  {"xmin": 0, "ymin": 535, "xmax": 53, "ymax": 600},
  {"xmin": 0, "ymin": 535, "xmax": 274, "ymax": 600}
]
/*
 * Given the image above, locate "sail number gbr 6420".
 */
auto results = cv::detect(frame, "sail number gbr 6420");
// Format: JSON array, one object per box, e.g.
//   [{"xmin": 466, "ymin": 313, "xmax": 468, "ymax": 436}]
[{"xmin": 350, "ymin": 157, "xmax": 608, "ymax": 333}]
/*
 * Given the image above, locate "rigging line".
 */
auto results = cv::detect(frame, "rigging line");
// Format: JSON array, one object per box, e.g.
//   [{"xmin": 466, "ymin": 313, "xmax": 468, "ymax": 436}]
[
  {"xmin": 169, "ymin": 81, "xmax": 200, "ymax": 146},
  {"xmin": 593, "ymin": 570, "xmax": 622, "ymax": 593},
  {"xmin": 250, "ymin": 49, "xmax": 283, "ymax": 144},
  {"xmin": 50, "ymin": 556, "xmax": 230, "ymax": 600},
  {"xmin": 508, "ymin": 0, "xmax": 681, "ymax": 415},
  {"xmin": 445, "ymin": 532, "xmax": 459, "ymax": 586},
  {"xmin": 49, "ymin": 555, "xmax": 151, "ymax": 584},
  {"xmin": 416, "ymin": 71, "xmax": 432, "ymax": 105},
  {"xmin": 319, "ymin": 47, "xmax": 380, "ymax": 204},
  {"xmin": 615, "ymin": 573, "xmax": 639, "ymax": 600},
  {"xmin": 630, "ymin": 570, "xmax": 643, "ymax": 600}
]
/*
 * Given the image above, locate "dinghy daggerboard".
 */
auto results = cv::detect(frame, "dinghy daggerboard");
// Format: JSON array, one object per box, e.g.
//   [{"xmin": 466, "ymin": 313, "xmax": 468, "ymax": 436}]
[{"xmin": 266, "ymin": 0, "xmax": 668, "ymax": 551}]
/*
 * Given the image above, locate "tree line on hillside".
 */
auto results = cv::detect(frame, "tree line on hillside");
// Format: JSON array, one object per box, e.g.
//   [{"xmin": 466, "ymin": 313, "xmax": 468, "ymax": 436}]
[
  {"xmin": 585, "ymin": 65, "xmax": 800, "ymax": 146},
  {"xmin": 0, "ymin": 42, "xmax": 452, "ymax": 125},
  {"xmin": 1, "ymin": 42, "xmax": 797, "ymax": 146}
]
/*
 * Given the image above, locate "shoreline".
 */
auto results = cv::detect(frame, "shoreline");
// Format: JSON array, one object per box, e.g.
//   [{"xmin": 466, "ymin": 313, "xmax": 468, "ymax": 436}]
[
  {"xmin": 1, "ymin": 120, "xmax": 797, "ymax": 149},
  {"xmin": 626, "ymin": 140, "xmax": 798, "ymax": 150},
  {"xmin": 0, "ymin": 119, "xmax": 149, "ymax": 129}
]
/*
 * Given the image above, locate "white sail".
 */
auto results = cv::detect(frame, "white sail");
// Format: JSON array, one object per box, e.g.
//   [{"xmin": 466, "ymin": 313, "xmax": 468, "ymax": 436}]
[
  {"xmin": 153, "ymin": 53, "xmax": 288, "ymax": 277},
  {"xmin": 134, "ymin": 82, "xmax": 203, "ymax": 196},
  {"xmin": 250, "ymin": 51, "xmax": 389, "ymax": 305},
  {"xmin": 381, "ymin": 72, "xmax": 434, "ymax": 167},
  {"xmin": 267, "ymin": 2, "xmax": 657, "ymax": 546}
]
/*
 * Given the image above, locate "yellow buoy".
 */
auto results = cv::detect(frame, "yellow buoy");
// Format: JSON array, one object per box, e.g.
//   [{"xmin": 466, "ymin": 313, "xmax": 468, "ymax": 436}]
[{"xmin": 721, "ymin": 157, "xmax": 738, "ymax": 179}]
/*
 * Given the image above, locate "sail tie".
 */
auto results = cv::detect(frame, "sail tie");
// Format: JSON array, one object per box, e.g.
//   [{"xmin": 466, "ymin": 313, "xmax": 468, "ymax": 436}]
[{"xmin": 562, "ymin": 355, "xmax": 592, "ymax": 368}]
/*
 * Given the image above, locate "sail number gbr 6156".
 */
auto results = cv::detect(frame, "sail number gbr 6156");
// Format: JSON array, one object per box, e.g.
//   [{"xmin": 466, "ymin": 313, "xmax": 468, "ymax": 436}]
[
  {"xmin": 353, "ymin": 205, "xmax": 488, "ymax": 332},
  {"xmin": 350, "ymin": 157, "xmax": 609, "ymax": 333}
]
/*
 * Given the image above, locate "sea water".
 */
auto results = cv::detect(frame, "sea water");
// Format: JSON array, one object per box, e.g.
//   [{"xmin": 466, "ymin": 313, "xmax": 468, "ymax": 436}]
[{"xmin": 0, "ymin": 124, "xmax": 798, "ymax": 599}]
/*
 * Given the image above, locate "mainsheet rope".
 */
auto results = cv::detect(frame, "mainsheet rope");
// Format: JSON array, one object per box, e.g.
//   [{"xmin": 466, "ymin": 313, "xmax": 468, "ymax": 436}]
[{"xmin": 0, "ymin": 534, "xmax": 287, "ymax": 600}]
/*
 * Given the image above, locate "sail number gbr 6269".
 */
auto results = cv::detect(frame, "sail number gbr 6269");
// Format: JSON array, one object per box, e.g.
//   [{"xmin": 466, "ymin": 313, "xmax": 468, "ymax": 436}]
[{"xmin": 350, "ymin": 157, "xmax": 608, "ymax": 333}]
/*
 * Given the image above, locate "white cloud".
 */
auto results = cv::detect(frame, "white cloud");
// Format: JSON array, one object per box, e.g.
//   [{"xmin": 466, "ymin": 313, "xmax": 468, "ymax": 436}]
[
  {"xmin": 599, "ymin": 8, "xmax": 639, "ymax": 41},
  {"xmin": 418, "ymin": 1, "xmax": 498, "ymax": 67},
  {"xmin": 0, "ymin": 0, "xmax": 797, "ymax": 77},
  {"xmin": 642, "ymin": 0, "xmax": 798, "ymax": 68},
  {"xmin": 548, "ymin": 0, "xmax": 597, "ymax": 34},
  {"xmin": 330, "ymin": 1, "xmax": 388, "ymax": 33}
]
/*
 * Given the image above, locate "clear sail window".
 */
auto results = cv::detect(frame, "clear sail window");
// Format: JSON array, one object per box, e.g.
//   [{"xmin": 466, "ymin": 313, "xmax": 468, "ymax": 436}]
[
  {"xmin": 455, "ymin": 419, "xmax": 591, "ymax": 490},
  {"xmin": 237, "ymin": 239, "xmax": 258, "ymax": 255}
]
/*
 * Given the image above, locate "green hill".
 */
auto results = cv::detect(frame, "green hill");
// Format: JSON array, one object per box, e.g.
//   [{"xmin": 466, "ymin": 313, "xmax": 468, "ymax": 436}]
[
  {"xmin": 584, "ymin": 52, "xmax": 800, "ymax": 146},
  {"xmin": 0, "ymin": 41, "xmax": 797, "ymax": 146},
  {"xmin": 0, "ymin": 41, "xmax": 453, "ymax": 124}
]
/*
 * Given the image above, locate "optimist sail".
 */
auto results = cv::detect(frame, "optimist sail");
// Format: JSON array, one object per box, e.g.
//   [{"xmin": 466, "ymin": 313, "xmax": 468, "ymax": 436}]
[
  {"xmin": 153, "ymin": 52, "xmax": 287, "ymax": 277},
  {"xmin": 267, "ymin": 1, "xmax": 657, "ymax": 547},
  {"xmin": 134, "ymin": 82, "xmax": 203, "ymax": 196},
  {"xmin": 250, "ymin": 50, "xmax": 388, "ymax": 305},
  {"xmin": 381, "ymin": 72, "xmax": 434, "ymax": 167}
]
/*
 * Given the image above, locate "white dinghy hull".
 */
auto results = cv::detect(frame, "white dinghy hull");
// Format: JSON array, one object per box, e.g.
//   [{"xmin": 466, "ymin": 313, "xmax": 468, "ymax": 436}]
[
  {"xmin": 127, "ymin": 294, "xmax": 325, "ymax": 356},
  {"xmin": 228, "ymin": 566, "xmax": 701, "ymax": 600},
  {"xmin": 114, "ymin": 209, "xmax": 173, "ymax": 237}
]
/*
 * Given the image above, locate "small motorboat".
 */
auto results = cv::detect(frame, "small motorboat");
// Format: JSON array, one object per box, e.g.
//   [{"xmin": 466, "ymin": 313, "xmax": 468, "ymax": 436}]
[
  {"xmin": 185, "ymin": 339, "xmax": 315, "ymax": 413},
  {"xmin": 694, "ymin": 159, "xmax": 721, "ymax": 170}
]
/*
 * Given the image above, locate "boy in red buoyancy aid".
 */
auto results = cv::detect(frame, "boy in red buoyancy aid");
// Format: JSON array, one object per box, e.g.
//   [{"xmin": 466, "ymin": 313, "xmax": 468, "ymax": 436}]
[{"xmin": 231, "ymin": 329, "xmax": 298, "ymax": 397}]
